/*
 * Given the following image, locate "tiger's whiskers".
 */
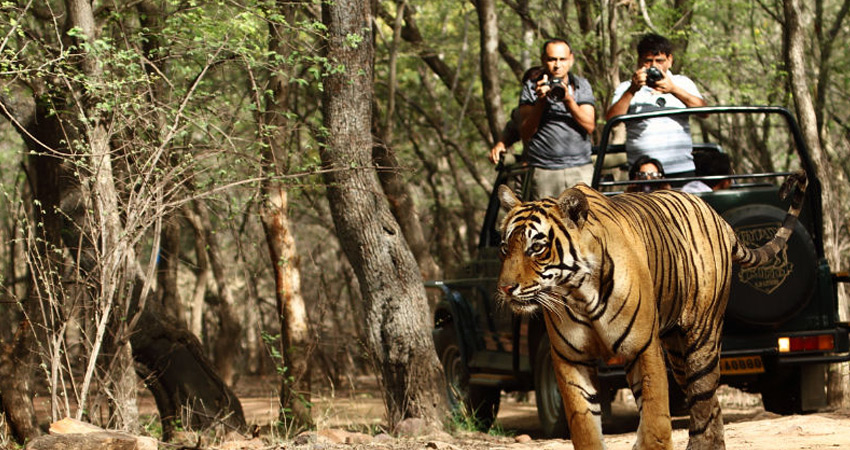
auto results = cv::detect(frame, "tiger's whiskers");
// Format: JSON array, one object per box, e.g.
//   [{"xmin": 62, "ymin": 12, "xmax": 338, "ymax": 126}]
[{"xmin": 537, "ymin": 289, "xmax": 568, "ymax": 321}]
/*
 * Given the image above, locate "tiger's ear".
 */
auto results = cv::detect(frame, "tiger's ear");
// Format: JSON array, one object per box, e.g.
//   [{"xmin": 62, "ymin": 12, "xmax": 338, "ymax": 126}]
[
  {"xmin": 557, "ymin": 188, "xmax": 588, "ymax": 228},
  {"xmin": 498, "ymin": 185, "xmax": 522, "ymax": 212}
]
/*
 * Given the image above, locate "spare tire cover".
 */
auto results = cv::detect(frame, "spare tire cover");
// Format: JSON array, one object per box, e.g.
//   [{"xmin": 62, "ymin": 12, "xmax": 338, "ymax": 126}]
[{"xmin": 723, "ymin": 204, "xmax": 817, "ymax": 327}]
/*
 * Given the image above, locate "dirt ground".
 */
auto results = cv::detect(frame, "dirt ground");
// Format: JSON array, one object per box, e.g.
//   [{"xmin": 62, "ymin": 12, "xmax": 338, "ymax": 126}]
[{"xmin": 234, "ymin": 377, "xmax": 850, "ymax": 449}]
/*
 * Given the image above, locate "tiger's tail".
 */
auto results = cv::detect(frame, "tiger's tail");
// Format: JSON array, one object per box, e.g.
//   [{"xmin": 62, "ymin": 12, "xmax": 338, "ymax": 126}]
[{"xmin": 733, "ymin": 170, "xmax": 808, "ymax": 267}]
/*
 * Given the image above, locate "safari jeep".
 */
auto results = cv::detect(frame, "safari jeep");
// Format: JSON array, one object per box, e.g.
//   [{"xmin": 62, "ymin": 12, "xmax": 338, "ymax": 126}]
[{"xmin": 429, "ymin": 106, "xmax": 850, "ymax": 437}]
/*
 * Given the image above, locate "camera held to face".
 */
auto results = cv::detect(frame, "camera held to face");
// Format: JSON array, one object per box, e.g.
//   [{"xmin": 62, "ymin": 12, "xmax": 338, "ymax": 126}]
[
  {"xmin": 546, "ymin": 77, "xmax": 567, "ymax": 100},
  {"xmin": 645, "ymin": 66, "xmax": 664, "ymax": 87}
]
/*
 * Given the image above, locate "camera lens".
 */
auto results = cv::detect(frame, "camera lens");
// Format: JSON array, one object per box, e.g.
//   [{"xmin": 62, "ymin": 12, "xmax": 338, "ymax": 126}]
[
  {"xmin": 548, "ymin": 77, "xmax": 566, "ymax": 100},
  {"xmin": 646, "ymin": 67, "xmax": 663, "ymax": 87}
]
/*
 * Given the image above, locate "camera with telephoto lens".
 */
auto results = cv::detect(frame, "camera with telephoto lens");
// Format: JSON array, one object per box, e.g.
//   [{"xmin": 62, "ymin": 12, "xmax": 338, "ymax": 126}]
[
  {"xmin": 645, "ymin": 66, "xmax": 664, "ymax": 87},
  {"xmin": 546, "ymin": 77, "xmax": 566, "ymax": 100}
]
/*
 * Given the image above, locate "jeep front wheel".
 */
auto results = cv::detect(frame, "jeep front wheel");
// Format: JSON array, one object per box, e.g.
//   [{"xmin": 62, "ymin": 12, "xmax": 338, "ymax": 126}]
[
  {"xmin": 534, "ymin": 334, "xmax": 569, "ymax": 438},
  {"xmin": 433, "ymin": 321, "xmax": 500, "ymax": 430}
]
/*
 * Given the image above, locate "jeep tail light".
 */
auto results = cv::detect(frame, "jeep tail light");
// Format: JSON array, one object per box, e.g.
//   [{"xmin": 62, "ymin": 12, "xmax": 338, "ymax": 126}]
[{"xmin": 777, "ymin": 334, "xmax": 834, "ymax": 353}]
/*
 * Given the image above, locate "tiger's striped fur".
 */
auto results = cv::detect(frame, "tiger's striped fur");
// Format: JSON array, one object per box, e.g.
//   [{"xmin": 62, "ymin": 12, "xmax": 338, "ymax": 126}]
[{"xmin": 496, "ymin": 170, "xmax": 807, "ymax": 450}]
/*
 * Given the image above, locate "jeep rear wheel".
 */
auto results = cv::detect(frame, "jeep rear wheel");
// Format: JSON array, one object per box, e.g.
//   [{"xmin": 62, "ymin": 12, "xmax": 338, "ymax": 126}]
[
  {"xmin": 433, "ymin": 321, "xmax": 500, "ymax": 430},
  {"xmin": 759, "ymin": 367, "xmax": 803, "ymax": 414},
  {"xmin": 534, "ymin": 335, "xmax": 569, "ymax": 438}
]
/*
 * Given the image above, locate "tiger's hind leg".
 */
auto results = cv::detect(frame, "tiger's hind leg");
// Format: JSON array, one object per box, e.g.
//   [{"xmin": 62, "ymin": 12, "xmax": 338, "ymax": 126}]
[{"xmin": 667, "ymin": 334, "xmax": 726, "ymax": 450}]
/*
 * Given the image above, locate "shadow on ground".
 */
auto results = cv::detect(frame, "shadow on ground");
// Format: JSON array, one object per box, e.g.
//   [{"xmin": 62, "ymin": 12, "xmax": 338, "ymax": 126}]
[{"xmin": 494, "ymin": 392, "xmax": 765, "ymax": 439}]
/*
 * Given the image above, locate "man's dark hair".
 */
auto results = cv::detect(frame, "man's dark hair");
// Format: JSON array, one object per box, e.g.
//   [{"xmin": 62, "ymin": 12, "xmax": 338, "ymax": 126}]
[
  {"xmin": 540, "ymin": 38, "xmax": 572, "ymax": 58},
  {"xmin": 629, "ymin": 155, "xmax": 665, "ymax": 180},
  {"xmin": 637, "ymin": 33, "xmax": 673, "ymax": 57},
  {"xmin": 694, "ymin": 151, "xmax": 732, "ymax": 188}
]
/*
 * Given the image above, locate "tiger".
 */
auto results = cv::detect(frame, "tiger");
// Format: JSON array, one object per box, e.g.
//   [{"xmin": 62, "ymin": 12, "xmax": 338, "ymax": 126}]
[{"xmin": 495, "ymin": 170, "xmax": 807, "ymax": 450}]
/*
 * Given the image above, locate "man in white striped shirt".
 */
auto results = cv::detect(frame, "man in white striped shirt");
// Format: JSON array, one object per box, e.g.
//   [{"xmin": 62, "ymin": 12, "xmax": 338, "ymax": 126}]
[{"xmin": 606, "ymin": 33, "xmax": 707, "ymax": 179}]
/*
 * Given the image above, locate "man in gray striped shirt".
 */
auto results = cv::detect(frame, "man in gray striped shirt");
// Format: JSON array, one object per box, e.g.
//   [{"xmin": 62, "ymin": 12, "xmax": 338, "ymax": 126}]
[
  {"xmin": 606, "ymin": 33, "xmax": 706, "ymax": 179},
  {"xmin": 519, "ymin": 38, "xmax": 596, "ymax": 199}
]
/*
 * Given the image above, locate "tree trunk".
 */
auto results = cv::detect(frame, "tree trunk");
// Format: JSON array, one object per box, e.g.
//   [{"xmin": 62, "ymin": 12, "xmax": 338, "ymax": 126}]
[
  {"xmin": 321, "ymin": 0, "xmax": 448, "ymax": 428},
  {"xmin": 784, "ymin": 0, "xmax": 848, "ymax": 407},
  {"xmin": 157, "ymin": 215, "xmax": 184, "ymax": 321},
  {"xmin": 0, "ymin": 1, "xmax": 249, "ymax": 437},
  {"xmin": 373, "ymin": 128, "xmax": 441, "ymax": 281},
  {"xmin": 475, "ymin": 0, "xmax": 506, "ymax": 143},
  {"xmin": 250, "ymin": 0, "xmax": 315, "ymax": 431},
  {"xmin": 0, "ymin": 82, "xmax": 62, "ymax": 444},
  {"xmin": 260, "ymin": 185, "xmax": 313, "ymax": 429},
  {"xmin": 184, "ymin": 205, "xmax": 212, "ymax": 338},
  {"xmin": 0, "ymin": 320, "xmax": 39, "ymax": 442},
  {"xmin": 373, "ymin": 2, "xmax": 441, "ymax": 281},
  {"xmin": 191, "ymin": 199, "xmax": 242, "ymax": 387},
  {"xmin": 130, "ymin": 303, "xmax": 246, "ymax": 441},
  {"xmin": 66, "ymin": 0, "xmax": 141, "ymax": 430}
]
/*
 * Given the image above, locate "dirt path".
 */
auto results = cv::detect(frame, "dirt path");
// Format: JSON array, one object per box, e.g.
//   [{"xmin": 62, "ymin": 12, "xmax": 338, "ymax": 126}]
[{"xmin": 236, "ymin": 381, "xmax": 850, "ymax": 449}]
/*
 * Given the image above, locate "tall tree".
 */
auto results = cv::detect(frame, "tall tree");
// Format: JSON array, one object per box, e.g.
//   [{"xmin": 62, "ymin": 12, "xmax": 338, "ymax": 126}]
[
  {"xmin": 784, "ymin": 0, "xmax": 849, "ymax": 407},
  {"xmin": 0, "ymin": 1, "xmax": 249, "ymax": 440},
  {"xmin": 258, "ymin": 0, "xmax": 314, "ymax": 430},
  {"xmin": 320, "ymin": 0, "xmax": 448, "ymax": 427},
  {"xmin": 476, "ymin": 0, "xmax": 506, "ymax": 143},
  {"xmin": 65, "ymin": 0, "xmax": 141, "ymax": 430},
  {"xmin": 373, "ymin": 0, "xmax": 441, "ymax": 281}
]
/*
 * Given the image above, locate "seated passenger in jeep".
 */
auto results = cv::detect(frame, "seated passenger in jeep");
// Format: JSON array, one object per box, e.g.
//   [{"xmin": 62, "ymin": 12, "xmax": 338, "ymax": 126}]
[
  {"xmin": 683, "ymin": 151, "xmax": 732, "ymax": 193},
  {"xmin": 626, "ymin": 155, "xmax": 671, "ymax": 193}
]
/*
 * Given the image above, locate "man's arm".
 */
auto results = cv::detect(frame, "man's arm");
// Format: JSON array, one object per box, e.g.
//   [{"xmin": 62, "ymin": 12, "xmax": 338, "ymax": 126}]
[
  {"xmin": 606, "ymin": 87, "xmax": 635, "ymax": 120},
  {"xmin": 606, "ymin": 69, "xmax": 643, "ymax": 120},
  {"xmin": 652, "ymin": 74, "xmax": 706, "ymax": 108},
  {"xmin": 519, "ymin": 101, "xmax": 545, "ymax": 143},
  {"xmin": 669, "ymin": 84, "xmax": 707, "ymax": 108},
  {"xmin": 566, "ymin": 99, "xmax": 595, "ymax": 134}
]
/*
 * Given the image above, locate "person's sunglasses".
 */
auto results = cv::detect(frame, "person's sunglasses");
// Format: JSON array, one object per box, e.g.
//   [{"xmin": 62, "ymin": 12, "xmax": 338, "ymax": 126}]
[{"xmin": 635, "ymin": 171, "xmax": 663, "ymax": 180}]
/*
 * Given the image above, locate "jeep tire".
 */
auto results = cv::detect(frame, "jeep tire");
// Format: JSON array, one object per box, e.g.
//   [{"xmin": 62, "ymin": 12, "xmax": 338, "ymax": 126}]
[
  {"xmin": 433, "ymin": 320, "xmax": 500, "ymax": 430},
  {"xmin": 759, "ymin": 366, "xmax": 803, "ymax": 414},
  {"xmin": 533, "ymin": 334, "xmax": 570, "ymax": 438}
]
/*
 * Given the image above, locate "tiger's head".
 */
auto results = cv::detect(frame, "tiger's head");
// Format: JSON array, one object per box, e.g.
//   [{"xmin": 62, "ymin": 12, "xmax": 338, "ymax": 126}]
[{"xmin": 495, "ymin": 185, "xmax": 595, "ymax": 315}]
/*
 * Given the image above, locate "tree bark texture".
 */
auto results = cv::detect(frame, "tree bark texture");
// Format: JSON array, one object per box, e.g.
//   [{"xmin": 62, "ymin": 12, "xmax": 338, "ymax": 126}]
[
  {"xmin": 191, "ymin": 199, "xmax": 242, "ymax": 387},
  {"xmin": 0, "ymin": 82, "xmax": 65, "ymax": 444},
  {"xmin": 65, "ymin": 0, "xmax": 141, "ymax": 429},
  {"xmin": 184, "ymin": 206, "xmax": 212, "ymax": 338},
  {"xmin": 321, "ymin": 0, "xmax": 447, "ymax": 427},
  {"xmin": 0, "ymin": 320, "xmax": 40, "ymax": 442},
  {"xmin": 130, "ymin": 304, "xmax": 246, "ymax": 441},
  {"xmin": 373, "ymin": 2, "xmax": 441, "ymax": 281},
  {"xmin": 156, "ymin": 215, "xmax": 184, "ymax": 321},
  {"xmin": 260, "ymin": 0, "xmax": 314, "ymax": 430},
  {"xmin": 373, "ymin": 129, "xmax": 441, "ymax": 281},
  {"xmin": 784, "ymin": 0, "xmax": 847, "ymax": 406},
  {"xmin": 0, "ymin": 0, "xmax": 249, "ymax": 435},
  {"xmin": 475, "ymin": 0, "xmax": 506, "ymax": 144},
  {"xmin": 260, "ymin": 186, "xmax": 314, "ymax": 429}
]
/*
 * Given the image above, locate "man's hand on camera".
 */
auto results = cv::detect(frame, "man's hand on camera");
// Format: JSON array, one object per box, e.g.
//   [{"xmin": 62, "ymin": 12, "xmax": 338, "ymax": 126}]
[
  {"xmin": 535, "ymin": 75, "xmax": 551, "ymax": 99},
  {"xmin": 650, "ymin": 71, "xmax": 674, "ymax": 94},
  {"xmin": 629, "ymin": 68, "xmax": 647, "ymax": 93}
]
